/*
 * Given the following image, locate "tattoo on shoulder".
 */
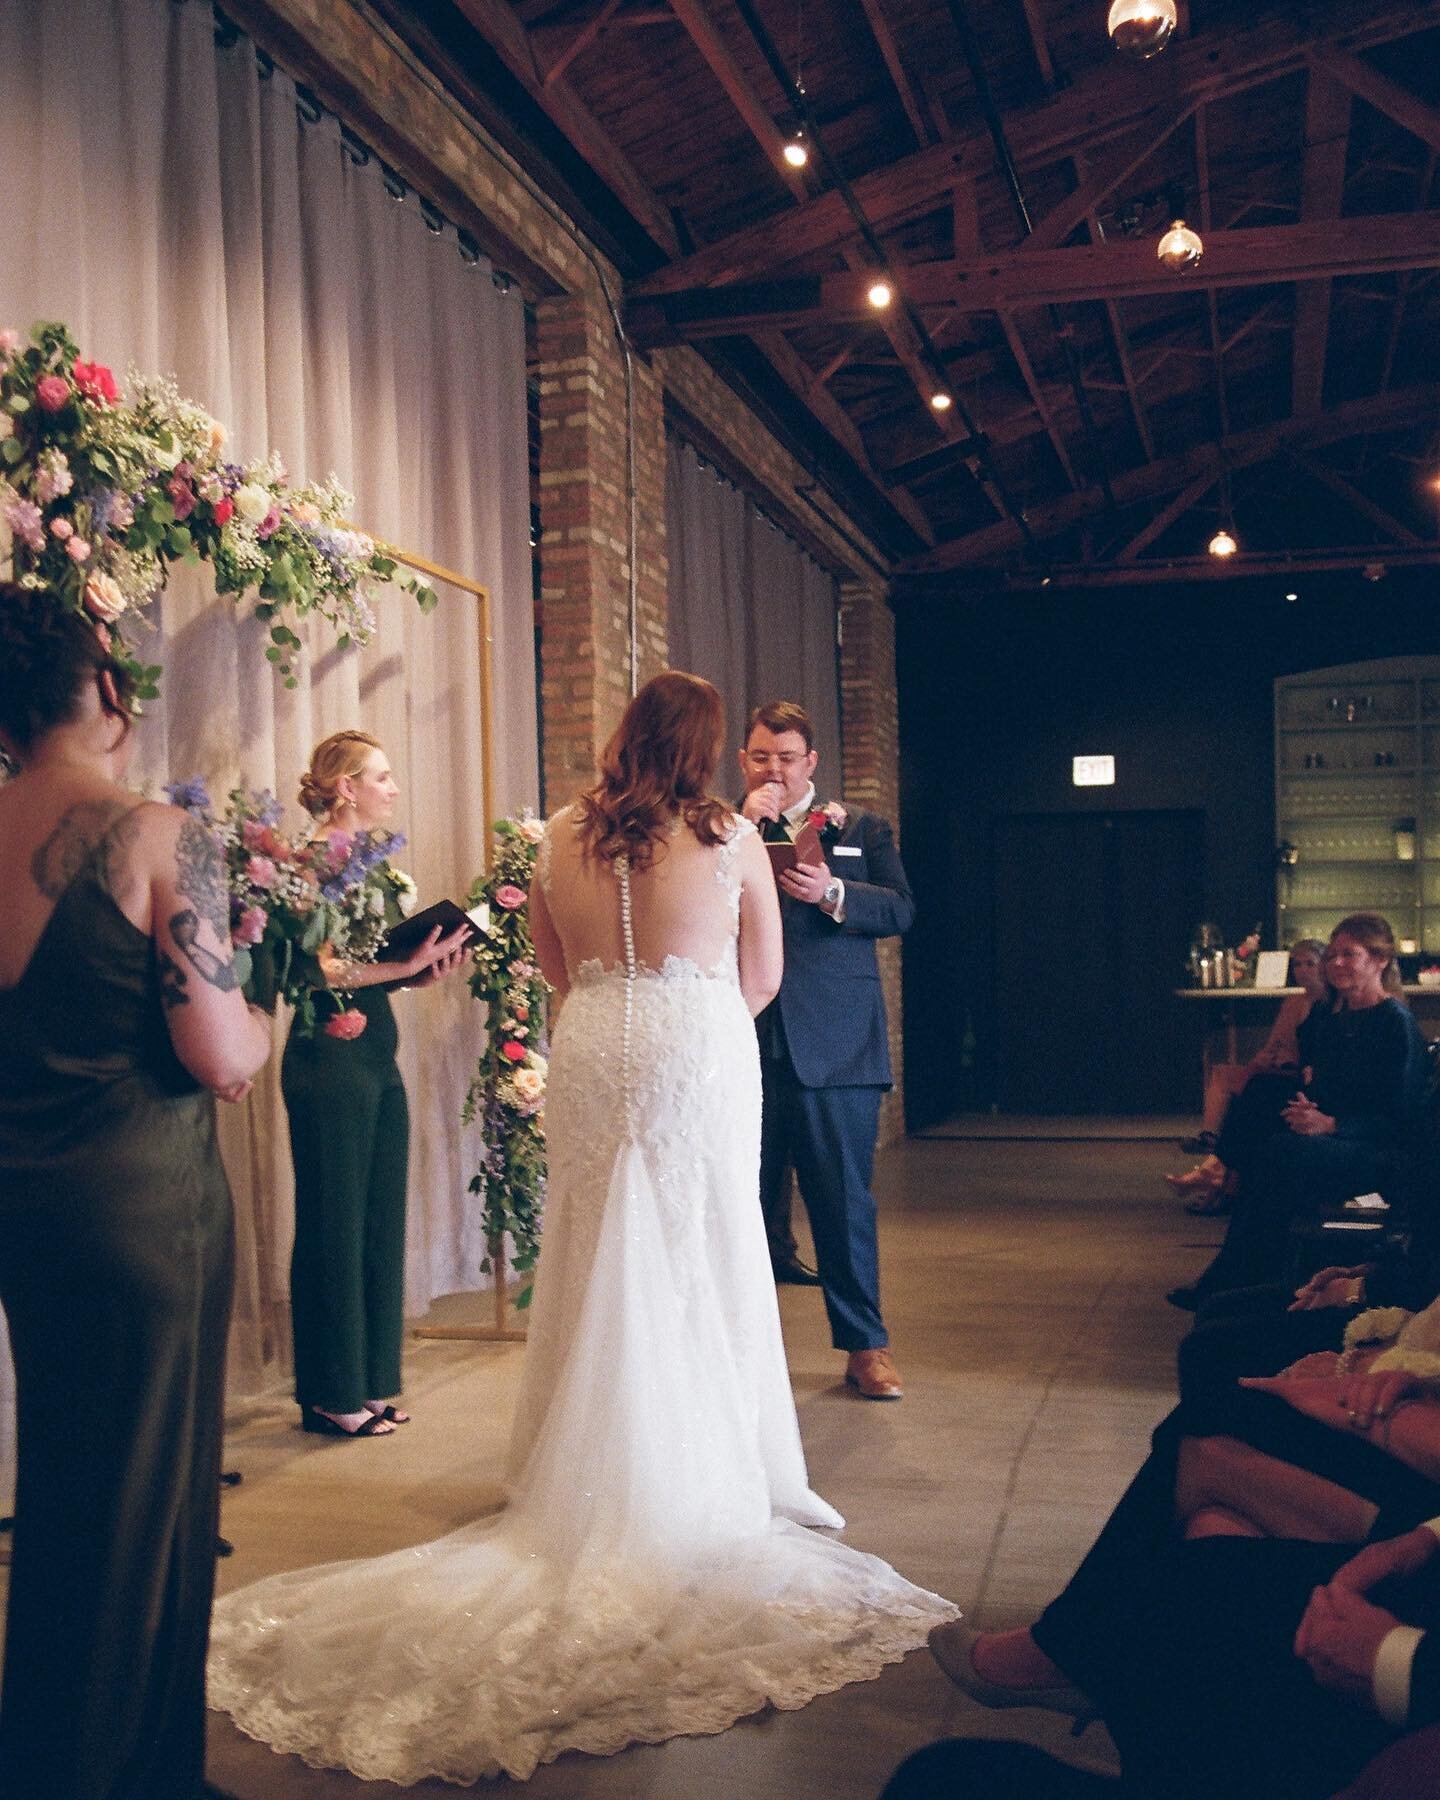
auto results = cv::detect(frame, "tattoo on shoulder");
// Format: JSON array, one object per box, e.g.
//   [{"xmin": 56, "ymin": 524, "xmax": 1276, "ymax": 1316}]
[
  {"xmin": 31, "ymin": 800, "xmax": 144, "ymax": 901},
  {"xmin": 169, "ymin": 906, "xmax": 240, "ymax": 993},
  {"xmin": 174, "ymin": 816, "xmax": 230, "ymax": 941}
]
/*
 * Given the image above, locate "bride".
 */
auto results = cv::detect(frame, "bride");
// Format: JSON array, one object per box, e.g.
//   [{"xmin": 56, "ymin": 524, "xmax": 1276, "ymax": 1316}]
[{"xmin": 208, "ymin": 671, "xmax": 957, "ymax": 1784}]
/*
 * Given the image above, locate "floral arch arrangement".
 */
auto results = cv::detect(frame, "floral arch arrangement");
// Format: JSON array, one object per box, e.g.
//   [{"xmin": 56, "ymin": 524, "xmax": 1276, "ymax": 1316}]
[{"xmin": 0, "ymin": 321, "xmax": 436, "ymax": 696}]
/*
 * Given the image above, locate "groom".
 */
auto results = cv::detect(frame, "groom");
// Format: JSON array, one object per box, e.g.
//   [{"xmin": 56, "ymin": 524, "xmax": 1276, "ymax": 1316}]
[{"xmin": 741, "ymin": 699, "xmax": 914, "ymax": 1401}]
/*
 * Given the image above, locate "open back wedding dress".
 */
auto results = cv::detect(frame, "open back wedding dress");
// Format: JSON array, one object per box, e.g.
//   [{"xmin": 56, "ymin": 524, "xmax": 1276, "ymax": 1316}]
[{"xmin": 207, "ymin": 809, "xmax": 956, "ymax": 1784}]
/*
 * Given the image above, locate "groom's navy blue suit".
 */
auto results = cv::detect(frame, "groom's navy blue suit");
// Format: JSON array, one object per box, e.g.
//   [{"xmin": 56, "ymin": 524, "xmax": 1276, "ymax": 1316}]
[{"xmin": 756, "ymin": 803, "xmax": 914, "ymax": 1351}]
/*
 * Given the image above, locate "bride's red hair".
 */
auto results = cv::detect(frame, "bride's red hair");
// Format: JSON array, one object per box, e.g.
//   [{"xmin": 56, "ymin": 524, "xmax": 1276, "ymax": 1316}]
[{"xmin": 576, "ymin": 671, "xmax": 731, "ymax": 868}]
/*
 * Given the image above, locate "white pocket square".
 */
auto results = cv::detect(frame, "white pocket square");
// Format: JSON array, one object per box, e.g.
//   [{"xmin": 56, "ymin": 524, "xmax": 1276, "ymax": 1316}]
[{"xmin": 833, "ymin": 845, "xmax": 862, "ymax": 857}]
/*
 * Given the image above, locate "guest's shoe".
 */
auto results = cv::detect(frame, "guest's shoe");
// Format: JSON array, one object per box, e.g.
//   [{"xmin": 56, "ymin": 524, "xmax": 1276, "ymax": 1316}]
[
  {"xmin": 845, "ymin": 1347, "xmax": 904, "ymax": 1399},
  {"xmin": 1178, "ymin": 1129, "xmax": 1218, "ymax": 1154},
  {"xmin": 302, "ymin": 1407, "xmax": 395, "ymax": 1438},
  {"xmin": 927, "ymin": 1623, "xmax": 1089, "ymax": 1718},
  {"xmin": 1164, "ymin": 1156, "xmax": 1226, "ymax": 1198},
  {"xmin": 772, "ymin": 1253, "xmax": 823, "ymax": 1286}
]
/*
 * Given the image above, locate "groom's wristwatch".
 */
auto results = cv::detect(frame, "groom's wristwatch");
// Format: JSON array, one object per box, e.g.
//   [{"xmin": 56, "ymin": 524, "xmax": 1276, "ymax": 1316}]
[{"xmin": 821, "ymin": 877, "xmax": 842, "ymax": 913}]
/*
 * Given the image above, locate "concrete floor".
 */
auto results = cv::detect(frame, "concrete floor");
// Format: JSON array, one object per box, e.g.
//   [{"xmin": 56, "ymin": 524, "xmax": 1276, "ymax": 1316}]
[{"xmin": 197, "ymin": 1135, "xmax": 1219, "ymax": 1797}]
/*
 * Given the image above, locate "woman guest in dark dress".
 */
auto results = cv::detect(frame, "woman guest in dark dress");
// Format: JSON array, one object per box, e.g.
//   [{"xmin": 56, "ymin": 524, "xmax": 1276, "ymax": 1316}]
[
  {"xmin": 1173, "ymin": 912, "xmax": 1428, "ymax": 1309},
  {"xmin": 0, "ymin": 585, "xmax": 272, "ymax": 1800},
  {"xmin": 283, "ymin": 731, "xmax": 469, "ymax": 1440}
]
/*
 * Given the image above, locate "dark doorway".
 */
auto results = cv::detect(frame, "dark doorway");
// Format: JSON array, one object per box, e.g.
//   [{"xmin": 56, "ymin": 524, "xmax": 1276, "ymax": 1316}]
[{"xmin": 993, "ymin": 810, "xmax": 1205, "ymax": 1114}]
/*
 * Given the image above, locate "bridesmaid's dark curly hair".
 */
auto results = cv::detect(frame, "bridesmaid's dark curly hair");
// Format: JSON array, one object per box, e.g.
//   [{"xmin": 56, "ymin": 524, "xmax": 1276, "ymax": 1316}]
[
  {"xmin": 576, "ymin": 671, "xmax": 731, "ymax": 868},
  {"xmin": 0, "ymin": 582, "xmax": 136, "ymax": 755}
]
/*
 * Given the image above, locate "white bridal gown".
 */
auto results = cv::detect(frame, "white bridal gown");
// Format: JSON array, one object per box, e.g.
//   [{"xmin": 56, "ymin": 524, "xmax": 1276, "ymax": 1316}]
[{"xmin": 207, "ymin": 811, "xmax": 956, "ymax": 1784}]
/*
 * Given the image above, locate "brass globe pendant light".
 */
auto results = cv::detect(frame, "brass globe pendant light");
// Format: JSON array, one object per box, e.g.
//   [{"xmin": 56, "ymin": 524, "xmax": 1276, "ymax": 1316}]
[
  {"xmin": 1107, "ymin": 0, "xmax": 1178, "ymax": 59},
  {"xmin": 1157, "ymin": 218, "xmax": 1204, "ymax": 272}
]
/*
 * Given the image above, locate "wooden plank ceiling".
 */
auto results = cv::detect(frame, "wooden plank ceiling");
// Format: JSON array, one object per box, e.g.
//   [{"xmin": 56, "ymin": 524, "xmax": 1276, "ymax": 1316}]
[{"xmin": 378, "ymin": 0, "xmax": 1440, "ymax": 578}]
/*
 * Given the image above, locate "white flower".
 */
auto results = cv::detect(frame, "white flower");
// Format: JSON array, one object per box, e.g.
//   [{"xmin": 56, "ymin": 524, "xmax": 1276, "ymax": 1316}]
[
  {"xmin": 152, "ymin": 439, "xmax": 182, "ymax": 472},
  {"xmin": 84, "ymin": 573, "xmax": 127, "ymax": 622},
  {"xmin": 511, "ymin": 1067, "xmax": 545, "ymax": 1105},
  {"xmin": 369, "ymin": 886, "xmax": 386, "ymax": 916},
  {"xmin": 391, "ymin": 869, "xmax": 419, "ymax": 916},
  {"xmin": 234, "ymin": 482, "xmax": 272, "ymax": 523},
  {"xmin": 517, "ymin": 815, "xmax": 546, "ymax": 845}
]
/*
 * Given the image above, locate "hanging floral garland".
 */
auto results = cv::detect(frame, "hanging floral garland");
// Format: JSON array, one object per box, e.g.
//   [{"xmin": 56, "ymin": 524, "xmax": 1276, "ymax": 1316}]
[
  {"xmin": 463, "ymin": 814, "xmax": 549, "ymax": 1307},
  {"xmin": 0, "ymin": 320, "xmax": 436, "ymax": 697}
]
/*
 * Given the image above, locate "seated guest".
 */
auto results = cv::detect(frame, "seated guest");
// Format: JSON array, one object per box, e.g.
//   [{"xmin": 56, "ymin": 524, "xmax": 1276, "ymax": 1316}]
[
  {"xmin": 1170, "ymin": 913, "xmax": 1427, "ymax": 1311},
  {"xmin": 1167, "ymin": 938, "xmax": 1327, "ymax": 1215}
]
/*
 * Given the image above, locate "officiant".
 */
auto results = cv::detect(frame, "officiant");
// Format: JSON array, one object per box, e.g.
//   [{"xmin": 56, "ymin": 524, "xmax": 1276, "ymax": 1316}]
[{"xmin": 740, "ymin": 700, "xmax": 914, "ymax": 1401}]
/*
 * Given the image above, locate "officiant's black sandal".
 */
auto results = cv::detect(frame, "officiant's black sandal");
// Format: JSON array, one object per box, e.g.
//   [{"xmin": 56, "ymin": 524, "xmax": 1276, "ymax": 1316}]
[
  {"xmin": 302, "ymin": 1407, "xmax": 394, "ymax": 1438},
  {"xmin": 376, "ymin": 1404, "xmax": 410, "ymax": 1424}
]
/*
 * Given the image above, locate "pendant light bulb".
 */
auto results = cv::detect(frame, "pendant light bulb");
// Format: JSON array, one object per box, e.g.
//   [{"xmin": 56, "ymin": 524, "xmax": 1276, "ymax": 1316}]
[
  {"xmin": 930, "ymin": 391, "xmax": 953, "ymax": 412},
  {"xmin": 1107, "ymin": 0, "xmax": 1178, "ymax": 59},
  {"xmin": 1208, "ymin": 528, "xmax": 1238, "ymax": 559},
  {"xmin": 1157, "ymin": 218, "xmax": 1204, "ymax": 272},
  {"xmin": 783, "ymin": 134, "xmax": 809, "ymax": 169},
  {"xmin": 867, "ymin": 278, "xmax": 894, "ymax": 310}
]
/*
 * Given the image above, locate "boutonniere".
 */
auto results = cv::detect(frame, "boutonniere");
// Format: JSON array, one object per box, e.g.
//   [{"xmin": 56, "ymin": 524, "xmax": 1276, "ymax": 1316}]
[{"xmin": 807, "ymin": 801, "xmax": 848, "ymax": 839}]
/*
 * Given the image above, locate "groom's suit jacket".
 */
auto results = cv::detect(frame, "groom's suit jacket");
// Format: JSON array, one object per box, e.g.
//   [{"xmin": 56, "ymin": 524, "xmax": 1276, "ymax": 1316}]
[{"xmin": 756, "ymin": 802, "xmax": 914, "ymax": 1090}]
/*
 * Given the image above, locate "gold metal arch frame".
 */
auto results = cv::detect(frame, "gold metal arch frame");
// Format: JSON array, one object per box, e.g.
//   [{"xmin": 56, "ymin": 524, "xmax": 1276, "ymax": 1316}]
[{"xmin": 377, "ymin": 540, "xmax": 526, "ymax": 1343}]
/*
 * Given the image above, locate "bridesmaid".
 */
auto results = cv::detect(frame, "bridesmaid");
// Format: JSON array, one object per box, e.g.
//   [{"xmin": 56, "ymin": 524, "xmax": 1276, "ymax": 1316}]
[
  {"xmin": 284, "ymin": 730, "xmax": 469, "ymax": 1439},
  {"xmin": 0, "ymin": 584, "xmax": 272, "ymax": 1799}
]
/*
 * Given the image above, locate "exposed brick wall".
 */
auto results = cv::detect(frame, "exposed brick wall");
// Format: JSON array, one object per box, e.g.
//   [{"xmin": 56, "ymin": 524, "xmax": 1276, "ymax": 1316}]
[
  {"xmin": 840, "ymin": 582, "xmax": 906, "ymax": 1146},
  {"xmin": 536, "ymin": 288, "xmax": 668, "ymax": 811}
]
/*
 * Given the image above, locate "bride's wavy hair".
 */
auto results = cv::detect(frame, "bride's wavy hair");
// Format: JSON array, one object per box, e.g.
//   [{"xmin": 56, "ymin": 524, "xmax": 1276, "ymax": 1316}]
[{"xmin": 576, "ymin": 671, "xmax": 731, "ymax": 868}]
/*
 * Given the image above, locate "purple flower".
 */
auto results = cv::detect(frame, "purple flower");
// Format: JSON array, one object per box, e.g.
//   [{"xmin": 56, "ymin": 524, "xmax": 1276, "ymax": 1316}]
[
  {"xmin": 163, "ymin": 776, "xmax": 212, "ymax": 815},
  {"xmin": 4, "ymin": 499, "xmax": 44, "ymax": 554}
]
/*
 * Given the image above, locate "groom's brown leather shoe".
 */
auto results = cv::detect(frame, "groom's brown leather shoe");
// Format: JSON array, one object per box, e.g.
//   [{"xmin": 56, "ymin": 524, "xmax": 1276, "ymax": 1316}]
[{"xmin": 845, "ymin": 1348, "xmax": 903, "ymax": 1400}]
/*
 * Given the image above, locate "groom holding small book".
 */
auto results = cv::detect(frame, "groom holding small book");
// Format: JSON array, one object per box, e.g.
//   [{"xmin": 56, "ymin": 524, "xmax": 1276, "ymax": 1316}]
[{"xmin": 740, "ymin": 699, "xmax": 914, "ymax": 1401}]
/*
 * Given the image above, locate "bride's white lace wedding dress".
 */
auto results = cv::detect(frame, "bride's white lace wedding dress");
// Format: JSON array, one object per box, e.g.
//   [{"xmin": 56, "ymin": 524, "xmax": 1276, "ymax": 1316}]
[{"xmin": 207, "ymin": 810, "xmax": 956, "ymax": 1784}]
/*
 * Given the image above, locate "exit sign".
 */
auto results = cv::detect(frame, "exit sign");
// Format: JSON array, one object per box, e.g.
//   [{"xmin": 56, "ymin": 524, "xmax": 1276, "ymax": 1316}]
[{"xmin": 1073, "ymin": 755, "xmax": 1115, "ymax": 787}]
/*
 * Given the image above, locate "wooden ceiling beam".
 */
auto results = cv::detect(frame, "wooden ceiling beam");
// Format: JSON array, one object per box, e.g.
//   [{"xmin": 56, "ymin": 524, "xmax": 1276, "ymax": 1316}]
[
  {"xmin": 995, "ymin": 545, "xmax": 1440, "ymax": 586},
  {"xmin": 540, "ymin": 0, "xmax": 625, "ymax": 86},
  {"xmin": 1018, "ymin": 0, "xmax": 1056, "ymax": 93},
  {"xmin": 1288, "ymin": 451, "xmax": 1427, "ymax": 546},
  {"xmin": 629, "ymin": 0, "xmax": 1440, "ymax": 298},
  {"xmin": 449, "ymin": 0, "xmax": 682, "ymax": 255},
  {"xmin": 632, "ymin": 212, "xmax": 1440, "ymax": 336},
  {"xmin": 855, "ymin": 0, "xmax": 934, "ymax": 147},
  {"xmin": 1292, "ymin": 70, "xmax": 1353, "ymax": 418},
  {"xmin": 1313, "ymin": 48, "xmax": 1440, "ymax": 155},
  {"xmin": 1113, "ymin": 470, "xmax": 1218, "ymax": 561},
  {"xmin": 998, "ymin": 313, "xmax": 1078, "ymax": 489},
  {"xmin": 1073, "ymin": 149, "xmax": 1154, "ymax": 462},
  {"xmin": 901, "ymin": 383, "xmax": 1440, "ymax": 570}
]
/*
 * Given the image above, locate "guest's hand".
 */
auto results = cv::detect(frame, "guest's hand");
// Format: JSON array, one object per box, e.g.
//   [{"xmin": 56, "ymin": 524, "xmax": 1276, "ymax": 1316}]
[
  {"xmin": 1282, "ymin": 1093, "xmax": 1336, "ymax": 1135},
  {"xmin": 1294, "ymin": 1582, "xmax": 1400, "ymax": 1700},
  {"xmin": 741, "ymin": 781, "xmax": 784, "ymax": 828},
  {"xmin": 778, "ymin": 861, "xmax": 831, "ymax": 906},
  {"xmin": 1335, "ymin": 1368, "xmax": 1427, "ymax": 1432},
  {"xmin": 1289, "ymin": 1264, "xmax": 1370, "ymax": 1311},
  {"xmin": 1329, "ymin": 1525, "xmax": 1439, "ymax": 1598}
]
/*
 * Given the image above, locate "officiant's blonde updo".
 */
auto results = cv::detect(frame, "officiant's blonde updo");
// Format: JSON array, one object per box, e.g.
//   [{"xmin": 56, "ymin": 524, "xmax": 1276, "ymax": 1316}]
[
  {"xmin": 577, "ymin": 671, "xmax": 730, "ymax": 869},
  {"xmin": 299, "ymin": 729, "xmax": 384, "ymax": 818}
]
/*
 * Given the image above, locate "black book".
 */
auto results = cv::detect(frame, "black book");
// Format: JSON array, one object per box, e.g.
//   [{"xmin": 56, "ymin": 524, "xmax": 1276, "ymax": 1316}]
[{"xmin": 376, "ymin": 898, "xmax": 489, "ymax": 988}]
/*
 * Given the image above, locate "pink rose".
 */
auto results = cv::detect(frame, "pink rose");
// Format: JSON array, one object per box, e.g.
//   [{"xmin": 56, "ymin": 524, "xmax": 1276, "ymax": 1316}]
[
  {"xmin": 256, "ymin": 505, "xmax": 281, "ymax": 541},
  {"xmin": 232, "ymin": 904, "xmax": 267, "ymax": 947},
  {"xmin": 73, "ymin": 359, "xmax": 120, "ymax": 405},
  {"xmin": 494, "ymin": 884, "xmax": 526, "ymax": 911},
  {"xmin": 245, "ymin": 855, "xmax": 278, "ymax": 889},
  {"xmin": 83, "ymin": 573, "xmax": 126, "ymax": 622},
  {"xmin": 34, "ymin": 375, "xmax": 70, "ymax": 412},
  {"xmin": 49, "ymin": 517, "xmax": 74, "ymax": 540},
  {"xmin": 500, "ymin": 1039, "xmax": 527, "ymax": 1063},
  {"xmin": 324, "ymin": 1008, "xmax": 367, "ymax": 1041},
  {"xmin": 65, "ymin": 536, "xmax": 91, "ymax": 563},
  {"xmin": 212, "ymin": 496, "xmax": 234, "ymax": 526}
]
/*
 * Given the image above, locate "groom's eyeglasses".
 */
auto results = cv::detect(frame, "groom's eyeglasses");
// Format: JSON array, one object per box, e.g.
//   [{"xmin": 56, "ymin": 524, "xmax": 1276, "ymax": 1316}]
[{"xmin": 744, "ymin": 751, "xmax": 807, "ymax": 768}]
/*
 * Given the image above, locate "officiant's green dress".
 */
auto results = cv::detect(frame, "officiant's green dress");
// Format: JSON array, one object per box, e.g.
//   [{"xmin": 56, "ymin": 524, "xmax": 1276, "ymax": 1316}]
[{"xmin": 0, "ymin": 852, "xmax": 233, "ymax": 1800}]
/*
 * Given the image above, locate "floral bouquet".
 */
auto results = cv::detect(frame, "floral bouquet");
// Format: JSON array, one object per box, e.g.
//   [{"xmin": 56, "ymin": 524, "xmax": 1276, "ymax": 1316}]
[
  {"xmin": 463, "ymin": 813, "xmax": 549, "ymax": 1306},
  {"xmin": 0, "ymin": 320, "xmax": 437, "ymax": 698},
  {"xmin": 163, "ymin": 778, "xmax": 408, "ymax": 1037}
]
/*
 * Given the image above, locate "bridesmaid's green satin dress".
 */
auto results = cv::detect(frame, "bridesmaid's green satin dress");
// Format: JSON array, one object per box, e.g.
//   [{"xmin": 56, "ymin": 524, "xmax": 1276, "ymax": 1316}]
[{"xmin": 0, "ymin": 853, "xmax": 234, "ymax": 1800}]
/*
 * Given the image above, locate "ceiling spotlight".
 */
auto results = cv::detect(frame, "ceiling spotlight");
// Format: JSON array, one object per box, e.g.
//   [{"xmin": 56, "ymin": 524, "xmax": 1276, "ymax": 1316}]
[
  {"xmin": 1285, "ymin": 590, "xmax": 1299, "ymax": 603},
  {"xmin": 867, "ymin": 278, "xmax": 894, "ymax": 309},
  {"xmin": 783, "ymin": 134, "xmax": 809, "ymax": 169},
  {"xmin": 930, "ymin": 391, "xmax": 953, "ymax": 412},
  {"xmin": 1157, "ymin": 219, "xmax": 1204, "ymax": 272},
  {"xmin": 1107, "ymin": 0, "xmax": 1178, "ymax": 60},
  {"xmin": 1208, "ymin": 528, "xmax": 1238, "ymax": 559},
  {"xmin": 1364, "ymin": 562, "xmax": 1388, "ymax": 583}
]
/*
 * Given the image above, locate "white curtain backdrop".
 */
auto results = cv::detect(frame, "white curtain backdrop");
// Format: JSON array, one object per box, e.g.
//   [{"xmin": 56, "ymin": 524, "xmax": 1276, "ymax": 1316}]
[
  {"xmin": 0, "ymin": 0, "xmax": 537, "ymax": 1501},
  {"xmin": 666, "ymin": 437, "xmax": 842, "ymax": 788}
]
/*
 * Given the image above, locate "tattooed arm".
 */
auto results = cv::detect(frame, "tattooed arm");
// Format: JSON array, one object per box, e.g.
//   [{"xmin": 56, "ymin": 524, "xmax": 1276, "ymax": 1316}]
[{"xmin": 147, "ymin": 808, "xmax": 271, "ymax": 1093}]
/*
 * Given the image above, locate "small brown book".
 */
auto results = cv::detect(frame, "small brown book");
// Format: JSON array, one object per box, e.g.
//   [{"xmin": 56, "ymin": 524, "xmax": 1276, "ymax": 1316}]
[{"xmin": 765, "ymin": 820, "xmax": 826, "ymax": 877}]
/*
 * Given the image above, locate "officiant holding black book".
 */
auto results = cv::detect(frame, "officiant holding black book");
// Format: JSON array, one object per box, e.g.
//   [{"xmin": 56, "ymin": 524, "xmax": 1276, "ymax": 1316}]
[
  {"xmin": 283, "ymin": 730, "xmax": 470, "ymax": 1441},
  {"xmin": 740, "ymin": 700, "xmax": 914, "ymax": 1402}
]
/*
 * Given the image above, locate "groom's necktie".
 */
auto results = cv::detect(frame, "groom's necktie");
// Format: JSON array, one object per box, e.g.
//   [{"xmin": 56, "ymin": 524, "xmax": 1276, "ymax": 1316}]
[{"xmin": 761, "ymin": 815, "xmax": 792, "ymax": 844}]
